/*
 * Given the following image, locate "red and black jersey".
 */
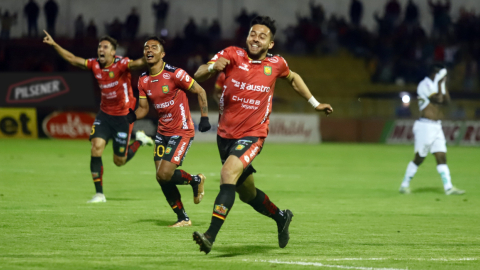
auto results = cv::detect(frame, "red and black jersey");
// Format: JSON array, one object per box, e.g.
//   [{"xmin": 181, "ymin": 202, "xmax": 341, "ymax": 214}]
[
  {"xmin": 208, "ymin": 46, "xmax": 291, "ymax": 139},
  {"xmin": 138, "ymin": 62, "xmax": 195, "ymax": 137},
  {"xmin": 85, "ymin": 56, "xmax": 135, "ymax": 116},
  {"xmin": 215, "ymin": 72, "xmax": 226, "ymax": 89}
]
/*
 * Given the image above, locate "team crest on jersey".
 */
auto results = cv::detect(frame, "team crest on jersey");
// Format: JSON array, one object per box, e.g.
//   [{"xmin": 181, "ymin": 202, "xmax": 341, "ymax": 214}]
[
  {"xmin": 162, "ymin": 85, "xmax": 169, "ymax": 94},
  {"xmin": 119, "ymin": 147, "xmax": 125, "ymax": 153},
  {"xmin": 109, "ymin": 71, "xmax": 115, "ymax": 78},
  {"xmin": 163, "ymin": 73, "xmax": 171, "ymax": 79},
  {"xmin": 166, "ymin": 147, "xmax": 172, "ymax": 154},
  {"xmin": 264, "ymin": 66, "xmax": 272, "ymax": 76},
  {"xmin": 235, "ymin": 145, "xmax": 245, "ymax": 150}
]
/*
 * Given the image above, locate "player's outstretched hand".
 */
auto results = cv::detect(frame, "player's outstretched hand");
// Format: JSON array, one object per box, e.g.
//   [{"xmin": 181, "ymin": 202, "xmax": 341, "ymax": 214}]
[
  {"xmin": 126, "ymin": 108, "xmax": 137, "ymax": 124},
  {"xmin": 198, "ymin": 117, "xmax": 211, "ymax": 132},
  {"xmin": 213, "ymin": 57, "xmax": 230, "ymax": 72},
  {"xmin": 315, "ymin": 103, "xmax": 333, "ymax": 116},
  {"xmin": 43, "ymin": 30, "xmax": 55, "ymax": 46}
]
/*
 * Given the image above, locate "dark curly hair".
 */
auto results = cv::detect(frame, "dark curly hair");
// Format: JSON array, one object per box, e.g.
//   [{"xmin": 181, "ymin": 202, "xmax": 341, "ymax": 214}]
[{"xmin": 250, "ymin": 16, "xmax": 276, "ymax": 39}]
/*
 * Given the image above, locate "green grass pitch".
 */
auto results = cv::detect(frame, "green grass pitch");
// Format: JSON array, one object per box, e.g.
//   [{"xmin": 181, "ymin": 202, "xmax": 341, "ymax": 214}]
[{"xmin": 0, "ymin": 139, "xmax": 479, "ymax": 270}]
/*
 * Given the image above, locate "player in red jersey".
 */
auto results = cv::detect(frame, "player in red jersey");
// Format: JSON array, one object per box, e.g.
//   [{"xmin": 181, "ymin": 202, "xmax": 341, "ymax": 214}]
[
  {"xmin": 192, "ymin": 16, "xmax": 333, "ymax": 253},
  {"xmin": 128, "ymin": 37, "xmax": 211, "ymax": 227},
  {"xmin": 213, "ymin": 72, "xmax": 225, "ymax": 105},
  {"xmin": 43, "ymin": 30, "xmax": 153, "ymax": 203}
]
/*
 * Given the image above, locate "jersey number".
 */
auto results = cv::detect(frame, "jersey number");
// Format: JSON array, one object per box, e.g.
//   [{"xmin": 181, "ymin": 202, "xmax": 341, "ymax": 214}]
[{"xmin": 155, "ymin": 145, "xmax": 165, "ymax": 157}]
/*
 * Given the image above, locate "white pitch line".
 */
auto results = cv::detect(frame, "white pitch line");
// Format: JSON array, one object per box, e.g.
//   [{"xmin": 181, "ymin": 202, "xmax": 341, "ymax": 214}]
[{"xmin": 249, "ymin": 260, "xmax": 408, "ymax": 270}]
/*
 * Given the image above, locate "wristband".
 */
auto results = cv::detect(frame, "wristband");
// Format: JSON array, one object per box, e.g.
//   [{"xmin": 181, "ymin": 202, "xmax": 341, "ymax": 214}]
[
  {"xmin": 207, "ymin": 63, "xmax": 215, "ymax": 73},
  {"xmin": 308, "ymin": 96, "xmax": 320, "ymax": 108}
]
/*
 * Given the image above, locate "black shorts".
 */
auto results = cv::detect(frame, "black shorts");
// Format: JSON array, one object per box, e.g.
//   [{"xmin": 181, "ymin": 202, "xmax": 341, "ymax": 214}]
[
  {"xmin": 89, "ymin": 110, "xmax": 133, "ymax": 157},
  {"xmin": 217, "ymin": 135, "xmax": 265, "ymax": 186},
  {"xmin": 153, "ymin": 132, "xmax": 194, "ymax": 166}
]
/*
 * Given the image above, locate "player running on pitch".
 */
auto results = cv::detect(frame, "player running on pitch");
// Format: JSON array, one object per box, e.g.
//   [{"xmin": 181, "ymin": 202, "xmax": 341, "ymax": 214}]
[
  {"xmin": 43, "ymin": 30, "xmax": 153, "ymax": 203},
  {"xmin": 192, "ymin": 16, "xmax": 333, "ymax": 253},
  {"xmin": 399, "ymin": 64, "xmax": 465, "ymax": 195},
  {"xmin": 128, "ymin": 37, "xmax": 211, "ymax": 227}
]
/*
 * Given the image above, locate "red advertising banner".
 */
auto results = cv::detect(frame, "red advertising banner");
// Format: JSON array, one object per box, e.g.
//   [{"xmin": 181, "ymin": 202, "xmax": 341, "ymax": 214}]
[{"xmin": 42, "ymin": 112, "xmax": 95, "ymax": 139}]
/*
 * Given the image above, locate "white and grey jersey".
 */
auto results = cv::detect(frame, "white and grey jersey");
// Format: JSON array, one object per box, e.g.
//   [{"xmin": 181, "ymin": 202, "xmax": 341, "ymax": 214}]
[{"xmin": 417, "ymin": 75, "xmax": 445, "ymax": 111}]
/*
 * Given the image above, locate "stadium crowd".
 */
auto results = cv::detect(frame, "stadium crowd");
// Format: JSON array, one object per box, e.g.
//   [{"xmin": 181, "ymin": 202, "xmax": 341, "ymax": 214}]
[{"xmin": 0, "ymin": 0, "xmax": 480, "ymax": 91}]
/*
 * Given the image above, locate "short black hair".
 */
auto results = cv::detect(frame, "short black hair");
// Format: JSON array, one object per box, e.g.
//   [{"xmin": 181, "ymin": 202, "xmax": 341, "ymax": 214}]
[
  {"xmin": 250, "ymin": 16, "xmax": 276, "ymax": 38},
  {"xmin": 145, "ymin": 36, "xmax": 166, "ymax": 47},
  {"xmin": 99, "ymin": 36, "xmax": 118, "ymax": 50},
  {"xmin": 430, "ymin": 63, "xmax": 445, "ymax": 75}
]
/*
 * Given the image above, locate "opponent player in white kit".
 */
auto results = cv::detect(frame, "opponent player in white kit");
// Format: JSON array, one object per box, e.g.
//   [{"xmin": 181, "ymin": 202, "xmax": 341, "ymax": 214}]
[{"xmin": 399, "ymin": 64, "xmax": 465, "ymax": 195}]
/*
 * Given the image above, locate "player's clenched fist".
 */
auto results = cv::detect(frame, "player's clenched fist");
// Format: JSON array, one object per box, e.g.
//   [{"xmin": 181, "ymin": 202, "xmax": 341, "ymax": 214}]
[
  {"xmin": 315, "ymin": 104, "xmax": 333, "ymax": 116},
  {"xmin": 43, "ymin": 30, "xmax": 55, "ymax": 46},
  {"xmin": 212, "ymin": 57, "xmax": 230, "ymax": 72}
]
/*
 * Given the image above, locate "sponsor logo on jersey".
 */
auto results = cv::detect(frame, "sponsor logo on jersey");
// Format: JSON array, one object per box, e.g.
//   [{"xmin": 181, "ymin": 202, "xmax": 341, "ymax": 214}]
[
  {"xmin": 185, "ymin": 75, "xmax": 191, "ymax": 82},
  {"xmin": 163, "ymin": 73, "xmax": 171, "ymax": 79},
  {"xmin": 214, "ymin": 204, "xmax": 228, "ymax": 215},
  {"xmin": 6, "ymin": 76, "xmax": 70, "ymax": 104},
  {"xmin": 232, "ymin": 95, "xmax": 261, "ymax": 106},
  {"xmin": 109, "ymin": 71, "xmax": 115, "ymax": 78},
  {"xmin": 251, "ymin": 60, "xmax": 261, "ymax": 64},
  {"xmin": 264, "ymin": 66, "xmax": 272, "ymax": 76},
  {"xmin": 180, "ymin": 103, "xmax": 188, "ymax": 129},
  {"xmin": 155, "ymin": 135, "xmax": 163, "ymax": 143},
  {"xmin": 99, "ymin": 81, "xmax": 118, "ymax": 89},
  {"xmin": 174, "ymin": 141, "xmax": 187, "ymax": 161},
  {"xmin": 238, "ymin": 139, "xmax": 252, "ymax": 145},
  {"xmin": 231, "ymin": 78, "xmax": 270, "ymax": 92},
  {"xmin": 147, "ymin": 90, "xmax": 152, "ymax": 96},
  {"xmin": 235, "ymin": 144, "xmax": 245, "ymax": 150},
  {"xmin": 154, "ymin": 100, "xmax": 174, "ymax": 109},
  {"xmin": 117, "ymin": 132, "xmax": 128, "ymax": 139},
  {"xmin": 267, "ymin": 56, "xmax": 279, "ymax": 63},
  {"xmin": 143, "ymin": 77, "xmax": 149, "ymax": 83},
  {"xmin": 115, "ymin": 137, "xmax": 127, "ymax": 144},
  {"xmin": 95, "ymin": 73, "xmax": 102, "ymax": 79},
  {"xmin": 171, "ymin": 135, "xmax": 180, "ymax": 139},
  {"xmin": 101, "ymin": 91, "xmax": 117, "ymax": 99},
  {"xmin": 162, "ymin": 85, "xmax": 169, "ymax": 94},
  {"xmin": 166, "ymin": 147, "xmax": 172, "ymax": 154},
  {"xmin": 249, "ymin": 146, "xmax": 259, "ymax": 158},
  {"xmin": 176, "ymin": 70, "xmax": 185, "ymax": 78},
  {"xmin": 236, "ymin": 50, "xmax": 245, "ymax": 57},
  {"xmin": 244, "ymin": 155, "xmax": 250, "ymax": 163},
  {"xmin": 152, "ymin": 79, "xmax": 159, "ymax": 83},
  {"xmin": 239, "ymin": 63, "xmax": 249, "ymax": 71}
]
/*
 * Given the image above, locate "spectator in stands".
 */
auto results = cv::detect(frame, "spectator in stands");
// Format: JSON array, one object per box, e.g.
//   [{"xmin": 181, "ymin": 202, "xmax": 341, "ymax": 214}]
[
  {"xmin": 153, "ymin": 0, "xmax": 169, "ymax": 36},
  {"xmin": 44, "ymin": 0, "xmax": 58, "ymax": 37},
  {"xmin": 309, "ymin": 0, "xmax": 325, "ymax": 27},
  {"xmin": 125, "ymin": 8, "xmax": 140, "ymax": 40},
  {"xmin": 429, "ymin": 0, "xmax": 451, "ymax": 38},
  {"xmin": 86, "ymin": 19, "xmax": 97, "ymax": 39},
  {"xmin": 349, "ymin": 0, "xmax": 363, "ymax": 27},
  {"xmin": 74, "ymin": 15, "xmax": 84, "ymax": 39},
  {"xmin": 0, "ymin": 10, "xmax": 17, "ymax": 40},
  {"xmin": 404, "ymin": 0, "xmax": 419, "ymax": 25},
  {"xmin": 107, "ymin": 18, "xmax": 123, "ymax": 41},
  {"xmin": 208, "ymin": 19, "xmax": 221, "ymax": 42},
  {"xmin": 184, "ymin": 17, "xmax": 198, "ymax": 39},
  {"xmin": 24, "ymin": 0, "xmax": 39, "ymax": 37},
  {"xmin": 384, "ymin": 0, "xmax": 401, "ymax": 25}
]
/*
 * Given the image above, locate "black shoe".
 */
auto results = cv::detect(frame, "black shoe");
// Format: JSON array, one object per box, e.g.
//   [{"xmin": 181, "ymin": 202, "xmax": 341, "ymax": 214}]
[
  {"xmin": 277, "ymin": 209, "xmax": 293, "ymax": 248},
  {"xmin": 193, "ymin": 231, "xmax": 213, "ymax": 254}
]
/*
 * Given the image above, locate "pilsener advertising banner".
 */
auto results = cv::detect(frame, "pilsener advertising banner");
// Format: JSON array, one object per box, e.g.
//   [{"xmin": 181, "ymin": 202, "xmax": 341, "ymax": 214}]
[
  {"xmin": 0, "ymin": 73, "xmax": 96, "ymax": 107},
  {"xmin": 0, "ymin": 107, "xmax": 38, "ymax": 139},
  {"xmin": 382, "ymin": 120, "xmax": 480, "ymax": 146}
]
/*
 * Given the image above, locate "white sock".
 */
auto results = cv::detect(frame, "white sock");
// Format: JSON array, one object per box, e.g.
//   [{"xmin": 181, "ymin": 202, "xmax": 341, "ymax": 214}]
[
  {"xmin": 401, "ymin": 161, "xmax": 418, "ymax": 188},
  {"xmin": 437, "ymin": 164, "xmax": 453, "ymax": 190}
]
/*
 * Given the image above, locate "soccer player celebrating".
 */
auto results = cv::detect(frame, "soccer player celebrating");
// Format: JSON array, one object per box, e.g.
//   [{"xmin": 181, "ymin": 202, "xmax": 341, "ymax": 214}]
[
  {"xmin": 129, "ymin": 37, "xmax": 211, "ymax": 227},
  {"xmin": 399, "ymin": 65, "xmax": 465, "ymax": 195},
  {"xmin": 192, "ymin": 16, "xmax": 333, "ymax": 253},
  {"xmin": 43, "ymin": 30, "xmax": 153, "ymax": 203}
]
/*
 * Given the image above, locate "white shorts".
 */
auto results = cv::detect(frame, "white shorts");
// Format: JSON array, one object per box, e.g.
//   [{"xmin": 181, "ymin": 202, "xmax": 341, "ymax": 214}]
[{"xmin": 413, "ymin": 118, "xmax": 447, "ymax": 157}]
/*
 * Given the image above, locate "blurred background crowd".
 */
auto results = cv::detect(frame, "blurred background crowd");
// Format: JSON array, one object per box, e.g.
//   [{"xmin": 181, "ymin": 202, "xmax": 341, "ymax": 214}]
[{"xmin": 1, "ymin": 0, "xmax": 480, "ymax": 119}]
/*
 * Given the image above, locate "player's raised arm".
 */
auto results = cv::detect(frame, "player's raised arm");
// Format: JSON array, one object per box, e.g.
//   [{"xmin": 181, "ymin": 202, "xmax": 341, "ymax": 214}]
[
  {"xmin": 194, "ymin": 57, "xmax": 230, "ymax": 82},
  {"xmin": 284, "ymin": 71, "xmax": 333, "ymax": 115},
  {"xmin": 187, "ymin": 81, "xmax": 211, "ymax": 132},
  {"xmin": 43, "ymin": 30, "xmax": 87, "ymax": 70},
  {"xmin": 128, "ymin": 57, "xmax": 147, "ymax": 70}
]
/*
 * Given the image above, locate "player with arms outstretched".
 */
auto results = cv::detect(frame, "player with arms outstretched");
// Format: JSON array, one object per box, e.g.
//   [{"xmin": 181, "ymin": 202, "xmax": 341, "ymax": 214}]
[
  {"xmin": 399, "ymin": 65, "xmax": 465, "ymax": 195},
  {"xmin": 43, "ymin": 30, "xmax": 153, "ymax": 203},
  {"xmin": 129, "ymin": 37, "xmax": 211, "ymax": 227},
  {"xmin": 192, "ymin": 16, "xmax": 333, "ymax": 253}
]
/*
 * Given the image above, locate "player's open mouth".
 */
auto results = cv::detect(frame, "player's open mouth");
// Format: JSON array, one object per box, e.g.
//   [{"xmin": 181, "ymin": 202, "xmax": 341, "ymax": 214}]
[
  {"xmin": 146, "ymin": 54, "xmax": 154, "ymax": 60},
  {"xmin": 250, "ymin": 44, "xmax": 259, "ymax": 51},
  {"xmin": 99, "ymin": 54, "xmax": 105, "ymax": 58}
]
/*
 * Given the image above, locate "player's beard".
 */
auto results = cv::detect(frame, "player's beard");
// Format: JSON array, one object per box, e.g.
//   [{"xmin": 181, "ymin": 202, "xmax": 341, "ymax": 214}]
[{"xmin": 246, "ymin": 43, "xmax": 268, "ymax": 59}]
